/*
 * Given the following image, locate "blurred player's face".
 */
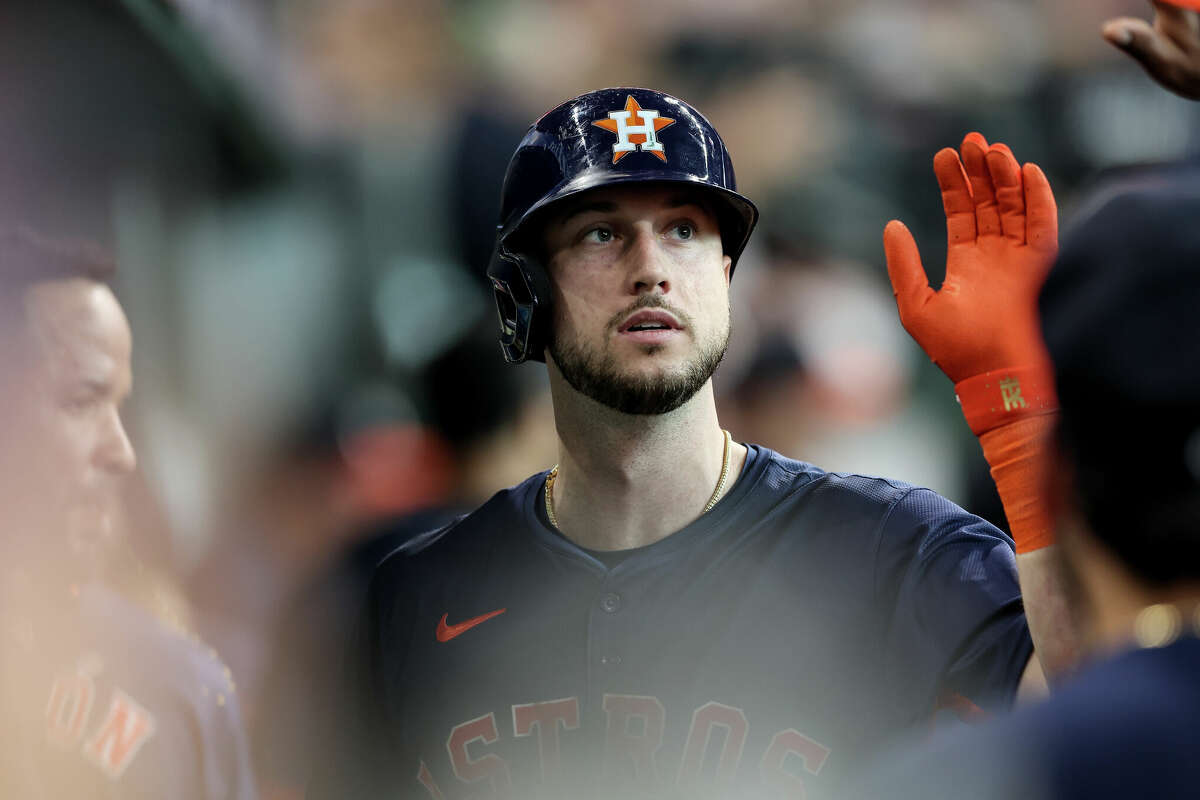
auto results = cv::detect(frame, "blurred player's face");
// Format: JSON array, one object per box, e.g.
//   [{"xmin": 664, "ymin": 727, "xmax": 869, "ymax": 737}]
[
  {"xmin": 541, "ymin": 184, "xmax": 733, "ymax": 414},
  {"xmin": 0, "ymin": 279, "xmax": 136, "ymax": 567}
]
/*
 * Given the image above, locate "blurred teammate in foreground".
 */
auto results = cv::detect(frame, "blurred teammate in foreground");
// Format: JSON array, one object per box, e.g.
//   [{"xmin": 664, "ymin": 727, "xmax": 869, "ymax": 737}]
[
  {"xmin": 313, "ymin": 87, "xmax": 1072, "ymax": 800},
  {"xmin": 847, "ymin": 2, "xmax": 1200, "ymax": 797},
  {"xmin": 0, "ymin": 230, "xmax": 256, "ymax": 799},
  {"xmin": 853, "ymin": 160, "xmax": 1200, "ymax": 800}
]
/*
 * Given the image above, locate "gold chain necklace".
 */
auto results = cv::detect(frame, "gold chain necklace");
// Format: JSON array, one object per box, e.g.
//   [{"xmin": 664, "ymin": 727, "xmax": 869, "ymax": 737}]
[{"xmin": 544, "ymin": 429, "xmax": 733, "ymax": 531}]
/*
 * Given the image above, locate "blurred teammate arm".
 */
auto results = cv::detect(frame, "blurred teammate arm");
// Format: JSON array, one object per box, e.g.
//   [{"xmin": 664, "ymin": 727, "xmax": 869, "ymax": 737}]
[
  {"xmin": 1103, "ymin": 0, "xmax": 1200, "ymax": 100},
  {"xmin": 883, "ymin": 135, "xmax": 1078, "ymax": 689}
]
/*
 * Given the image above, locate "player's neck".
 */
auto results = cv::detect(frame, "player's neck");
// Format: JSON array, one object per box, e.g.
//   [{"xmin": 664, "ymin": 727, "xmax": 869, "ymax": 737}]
[{"xmin": 546, "ymin": 373, "xmax": 747, "ymax": 552}]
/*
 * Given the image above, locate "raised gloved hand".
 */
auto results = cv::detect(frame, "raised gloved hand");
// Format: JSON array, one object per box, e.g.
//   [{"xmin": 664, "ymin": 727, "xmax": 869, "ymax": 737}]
[
  {"xmin": 883, "ymin": 132, "xmax": 1057, "ymax": 389},
  {"xmin": 885, "ymin": 133, "xmax": 1059, "ymax": 554}
]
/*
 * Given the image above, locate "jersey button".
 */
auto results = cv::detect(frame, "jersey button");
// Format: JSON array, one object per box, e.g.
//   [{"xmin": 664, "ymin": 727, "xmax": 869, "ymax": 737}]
[
  {"xmin": 599, "ymin": 593, "xmax": 621, "ymax": 613},
  {"xmin": 600, "ymin": 654, "xmax": 622, "ymax": 666}
]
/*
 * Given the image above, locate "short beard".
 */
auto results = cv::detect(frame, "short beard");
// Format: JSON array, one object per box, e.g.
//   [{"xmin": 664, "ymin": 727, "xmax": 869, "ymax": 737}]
[{"xmin": 550, "ymin": 307, "xmax": 730, "ymax": 416}]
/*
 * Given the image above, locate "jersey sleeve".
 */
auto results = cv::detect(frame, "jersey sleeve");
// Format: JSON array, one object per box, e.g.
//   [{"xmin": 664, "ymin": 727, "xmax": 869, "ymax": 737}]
[
  {"xmin": 158, "ymin": 637, "xmax": 258, "ymax": 800},
  {"xmin": 874, "ymin": 487, "xmax": 1033, "ymax": 714}
]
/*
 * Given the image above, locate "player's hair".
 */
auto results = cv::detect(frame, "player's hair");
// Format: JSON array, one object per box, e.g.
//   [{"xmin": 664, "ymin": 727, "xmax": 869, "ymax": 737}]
[{"xmin": 0, "ymin": 227, "xmax": 115, "ymax": 300}]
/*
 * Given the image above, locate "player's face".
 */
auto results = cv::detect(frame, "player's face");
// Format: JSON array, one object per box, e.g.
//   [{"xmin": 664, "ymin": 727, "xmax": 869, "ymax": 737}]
[
  {"xmin": 0, "ymin": 279, "xmax": 136, "ymax": 565},
  {"xmin": 541, "ymin": 184, "xmax": 733, "ymax": 415}
]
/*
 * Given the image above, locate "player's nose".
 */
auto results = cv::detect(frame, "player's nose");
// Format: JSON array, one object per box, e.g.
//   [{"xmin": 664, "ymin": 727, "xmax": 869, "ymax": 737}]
[
  {"xmin": 624, "ymin": 227, "xmax": 671, "ymax": 296},
  {"xmin": 94, "ymin": 406, "xmax": 137, "ymax": 475}
]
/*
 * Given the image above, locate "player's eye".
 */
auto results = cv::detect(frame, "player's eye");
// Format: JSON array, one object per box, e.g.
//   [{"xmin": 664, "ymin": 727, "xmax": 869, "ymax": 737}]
[
  {"xmin": 62, "ymin": 394, "xmax": 98, "ymax": 414},
  {"xmin": 673, "ymin": 223, "xmax": 695, "ymax": 240},
  {"xmin": 582, "ymin": 226, "xmax": 613, "ymax": 244},
  {"xmin": 61, "ymin": 382, "xmax": 108, "ymax": 414}
]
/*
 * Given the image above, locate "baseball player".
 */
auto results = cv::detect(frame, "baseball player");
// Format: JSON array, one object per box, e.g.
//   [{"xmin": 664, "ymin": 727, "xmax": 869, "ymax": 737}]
[
  {"xmin": 0, "ymin": 230, "xmax": 257, "ymax": 799},
  {"xmin": 312, "ymin": 88, "xmax": 1068, "ymax": 800}
]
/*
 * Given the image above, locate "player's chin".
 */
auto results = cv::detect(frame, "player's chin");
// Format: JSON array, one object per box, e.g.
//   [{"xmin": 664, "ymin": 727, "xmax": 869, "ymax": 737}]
[
  {"xmin": 612, "ymin": 361, "xmax": 699, "ymax": 395},
  {"xmin": 612, "ymin": 344, "xmax": 692, "ymax": 375}
]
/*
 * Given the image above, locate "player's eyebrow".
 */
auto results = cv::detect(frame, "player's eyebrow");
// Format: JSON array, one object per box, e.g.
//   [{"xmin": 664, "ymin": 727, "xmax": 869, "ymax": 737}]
[
  {"xmin": 664, "ymin": 192, "xmax": 719, "ymax": 219},
  {"xmin": 61, "ymin": 378, "xmax": 111, "ymax": 405},
  {"xmin": 71, "ymin": 377, "xmax": 109, "ymax": 396},
  {"xmin": 556, "ymin": 200, "xmax": 617, "ymax": 227}
]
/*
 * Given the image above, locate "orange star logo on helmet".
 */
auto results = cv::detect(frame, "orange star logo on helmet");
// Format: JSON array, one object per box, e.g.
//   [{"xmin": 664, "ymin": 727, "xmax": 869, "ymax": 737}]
[{"xmin": 592, "ymin": 95, "xmax": 676, "ymax": 164}]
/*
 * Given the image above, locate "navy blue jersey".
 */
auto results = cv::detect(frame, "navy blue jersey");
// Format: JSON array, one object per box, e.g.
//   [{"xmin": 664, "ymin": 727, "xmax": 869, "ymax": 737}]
[
  {"xmin": 849, "ymin": 636, "xmax": 1200, "ymax": 800},
  {"xmin": 2, "ymin": 582, "xmax": 257, "ymax": 799},
  {"xmin": 315, "ymin": 444, "xmax": 1031, "ymax": 800}
]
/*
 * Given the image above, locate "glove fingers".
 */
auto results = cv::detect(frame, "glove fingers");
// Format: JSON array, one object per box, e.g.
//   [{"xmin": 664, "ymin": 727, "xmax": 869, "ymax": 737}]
[
  {"xmin": 989, "ymin": 142, "xmax": 1015, "ymax": 160},
  {"xmin": 933, "ymin": 147, "xmax": 977, "ymax": 246},
  {"xmin": 961, "ymin": 131, "xmax": 990, "ymax": 151},
  {"xmin": 986, "ymin": 147, "xmax": 1026, "ymax": 244},
  {"xmin": 883, "ymin": 220, "xmax": 935, "ymax": 326},
  {"xmin": 1022, "ymin": 163, "xmax": 1058, "ymax": 255},
  {"xmin": 961, "ymin": 135, "xmax": 1002, "ymax": 238}
]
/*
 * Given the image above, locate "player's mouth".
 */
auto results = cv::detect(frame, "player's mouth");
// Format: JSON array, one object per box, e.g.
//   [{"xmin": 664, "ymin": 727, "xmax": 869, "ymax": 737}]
[{"xmin": 617, "ymin": 310, "xmax": 683, "ymax": 344}]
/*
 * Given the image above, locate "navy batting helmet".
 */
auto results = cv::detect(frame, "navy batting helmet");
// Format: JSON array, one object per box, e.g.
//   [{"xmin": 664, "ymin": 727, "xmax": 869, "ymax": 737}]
[{"xmin": 486, "ymin": 87, "xmax": 759, "ymax": 364}]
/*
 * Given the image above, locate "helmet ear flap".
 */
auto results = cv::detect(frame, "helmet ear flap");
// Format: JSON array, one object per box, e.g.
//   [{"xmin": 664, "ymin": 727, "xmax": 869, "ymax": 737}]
[{"xmin": 487, "ymin": 248, "xmax": 553, "ymax": 364}]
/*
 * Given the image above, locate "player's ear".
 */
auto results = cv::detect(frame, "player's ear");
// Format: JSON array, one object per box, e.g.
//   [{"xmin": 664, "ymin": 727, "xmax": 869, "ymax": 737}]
[{"xmin": 723, "ymin": 254, "xmax": 732, "ymax": 285}]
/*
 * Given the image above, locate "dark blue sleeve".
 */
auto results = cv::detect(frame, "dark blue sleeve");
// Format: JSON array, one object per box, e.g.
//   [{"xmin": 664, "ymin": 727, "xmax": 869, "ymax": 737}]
[
  {"xmin": 874, "ymin": 488, "xmax": 1032, "ymax": 713},
  {"xmin": 158, "ymin": 636, "xmax": 259, "ymax": 800}
]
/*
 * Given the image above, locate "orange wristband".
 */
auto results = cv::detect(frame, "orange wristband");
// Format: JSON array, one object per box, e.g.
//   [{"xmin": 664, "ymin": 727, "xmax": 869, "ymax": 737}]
[
  {"xmin": 955, "ymin": 366, "xmax": 1058, "ymax": 437},
  {"xmin": 977, "ymin": 414, "xmax": 1058, "ymax": 554}
]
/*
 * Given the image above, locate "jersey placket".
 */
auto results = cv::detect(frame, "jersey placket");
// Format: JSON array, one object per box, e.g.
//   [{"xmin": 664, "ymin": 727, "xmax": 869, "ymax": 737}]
[{"xmin": 585, "ymin": 568, "xmax": 631, "ymax": 707}]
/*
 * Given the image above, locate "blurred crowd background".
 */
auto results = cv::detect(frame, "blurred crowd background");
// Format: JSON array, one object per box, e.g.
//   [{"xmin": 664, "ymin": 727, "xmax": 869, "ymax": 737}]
[{"xmin": 4, "ymin": 0, "xmax": 1198, "ymax": 795}]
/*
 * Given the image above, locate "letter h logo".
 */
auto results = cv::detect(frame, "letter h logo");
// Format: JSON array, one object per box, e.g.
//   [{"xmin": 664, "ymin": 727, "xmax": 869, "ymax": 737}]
[{"xmin": 593, "ymin": 96, "xmax": 676, "ymax": 164}]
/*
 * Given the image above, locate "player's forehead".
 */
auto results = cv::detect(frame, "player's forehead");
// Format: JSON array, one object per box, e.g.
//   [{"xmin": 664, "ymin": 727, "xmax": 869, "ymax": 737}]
[
  {"xmin": 22, "ymin": 278, "xmax": 132, "ymax": 394},
  {"xmin": 548, "ymin": 183, "xmax": 718, "ymax": 228}
]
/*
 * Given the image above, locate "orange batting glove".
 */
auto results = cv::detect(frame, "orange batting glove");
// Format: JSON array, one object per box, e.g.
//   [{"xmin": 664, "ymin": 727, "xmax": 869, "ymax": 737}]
[
  {"xmin": 884, "ymin": 132, "xmax": 1059, "ymax": 552},
  {"xmin": 884, "ymin": 132, "xmax": 1057, "ymax": 392}
]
